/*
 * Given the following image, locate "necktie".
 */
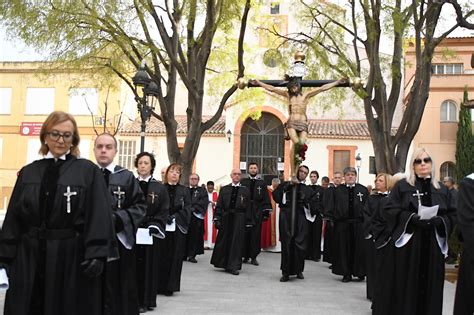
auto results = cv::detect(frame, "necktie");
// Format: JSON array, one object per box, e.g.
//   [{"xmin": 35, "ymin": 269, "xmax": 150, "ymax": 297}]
[{"xmin": 102, "ymin": 168, "xmax": 110, "ymax": 186}]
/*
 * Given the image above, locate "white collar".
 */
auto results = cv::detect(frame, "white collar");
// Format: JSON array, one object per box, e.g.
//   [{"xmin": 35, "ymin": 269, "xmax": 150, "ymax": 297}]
[
  {"xmin": 467, "ymin": 173, "xmax": 474, "ymax": 180},
  {"xmin": 138, "ymin": 175, "xmax": 152, "ymax": 182},
  {"xmin": 232, "ymin": 183, "xmax": 240, "ymax": 187},
  {"xmin": 346, "ymin": 184, "xmax": 356, "ymax": 188},
  {"xmin": 45, "ymin": 150, "xmax": 69, "ymax": 160},
  {"xmin": 99, "ymin": 163, "xmax": 116, "ymax": 173}
]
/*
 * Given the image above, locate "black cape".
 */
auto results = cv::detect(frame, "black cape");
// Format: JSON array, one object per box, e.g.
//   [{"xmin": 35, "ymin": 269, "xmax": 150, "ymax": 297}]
[
  {"xmin": 327, "ymin": 184, "xmax": 368, "ymax": 278},
  {"xmin": 272, "ymin": 181, "xmax": 314, "ymax": 276},
  {"xmin": 0, "ymin": 156, "xmax": 117, "ymax": 315},
  {"xmin": 136, "ymin": 178, "xmax": 169, "ymax": 308},
  {"xmin": 306, "ymin": 185, "xmax": 324, "ymax": 261},
  {"xmin": 322, "ymin": 187, "xmax": 335, "ymax": 263},
  {"xmin": 211, "ymin": 184, "xmax": 251, "ymax": 271},
  {"xmin": 186, "ymin": 186, "xmax": 209, "ymax": 258},
  {"xmin": 382, "ymin": 178, "xmax": 456, "ymax": 315},
  {"xmin": 104, "ymin": 166, "xmax": 146, "ymax": 315},
  {"xmin": 454, "ymin": 176, "xmax": 474, "ymax": 315},
  {"xmin": 241, "ymin": 176, "xmax": 272, "ymax": 260},
  {"xmin": 156, "ymin": 184, "xmax": 192, "ymax": 293}
]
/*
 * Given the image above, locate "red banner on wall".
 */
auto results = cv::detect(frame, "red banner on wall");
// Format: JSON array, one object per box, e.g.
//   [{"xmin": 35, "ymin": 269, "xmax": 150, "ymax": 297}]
[{"xmin": 20, "ymin": 122, "xmax": 43, "ymax": 136}]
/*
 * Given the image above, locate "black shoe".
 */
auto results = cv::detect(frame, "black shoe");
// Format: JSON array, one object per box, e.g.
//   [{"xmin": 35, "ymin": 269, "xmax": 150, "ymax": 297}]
[
  {"xmin": 313, "ymin": 257, "xmax": 320, "ymax": 262},
  {"xmin": 139, "ymin": 307, "xmax": 147, "ymax": 313},
  {"xmin": 280, "ymin": 274, "xmax": 289, "ymax": 282},
  {"xmin": 296, "ymin": 272, "xmax": 304, "ymax": 279},
  {"xmin": 357, "ymin": 276, "xmax": 365, "ymax": 281},
  {"xmin": 230, "ymin": 269, "xmax": 240, "ymax": 275},
  {"xmin": 164, "ymin": 291, "xmax": 174, "ymax": 296},
  {"xmin": 329, "ymin": 265, "xmax": 333, "ymax": 269},
  {"xmin": 188, "ymin": 256, "xmax": 197, "ymax": 263},
  {"xmin": 147, "ymin": 307, "xmax": 155, "ymax": 311},
  {"xmin": 242, "ymin": 258, "xmax": 249, "ymax": 263},
  {"xmin": 250, "ymin": 258, "xmax": 259, "ymax": 266},
  {"xmin": 342, "ymin": 275, "xmax": 352, "ymax": 282}
]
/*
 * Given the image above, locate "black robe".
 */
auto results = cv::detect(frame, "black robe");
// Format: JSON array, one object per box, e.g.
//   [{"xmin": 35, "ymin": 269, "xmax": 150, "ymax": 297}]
[
  {"xmin": 156, "ymin": 184, "xmax": 192, "ymax": 293},
  {"xmin": 382, "ymin": 178, "xmax": 456, "ymax": 315},
  {"xmin": 104, "ymin": 166, "xmax": 146, "ymax": 315},
  {"xmin": 136, "ymin": 178, "xmax": 169, "ymax": 308},
  {"xmin": 327, "ymin": 184, "xmax": 368, "ymax": 278},
  {"xmin": 211, "ymin": 184, "xmax": 251, "ymax": 271},
  {"xmin": 241, "ymin": 176, "xmax": 272, "ymax": 260},
  {"xmin": 272, "ymin": 181, "xmax": 314, "ymax": 276},
  {"xmin": 364, "ymin": 193, "xmax": 387, "ymax": 300},
  {"xmin": 306, "ymin": 185, "xmax": 324, "ymax": 261},
  {"xmin": 186, "ymin": 186, "xmax": 209, "ymax": 258},
  {"xmin": 322, "ymin": 187, "xmax": 335, "ymax": 264},
  {"xmin": 0, "ymin": 156, "xmax": 117, "ymax": 315},
  {"xmin": 454, "ymin": 175, "xmax": 474, "ymax": 315}
]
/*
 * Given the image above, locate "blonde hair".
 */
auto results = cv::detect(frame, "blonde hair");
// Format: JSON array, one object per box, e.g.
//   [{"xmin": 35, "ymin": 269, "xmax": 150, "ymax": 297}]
[
  {"xmin": 388, "ymin": 172, "xmax": 406, "ymax": 191},
  {"xmin": 406, "ymin": 148, "xmax": 440, "ymax": 189},
  {"xmin": 164, "ymin": 163, "xmax": 182, "ymax": 184},
  {"xmin": 39, "ymin": 111, "xmax": 80, "ymax": 156},
  {"xmin": 373, "ymin": 173, "xmax": 391, "ymax": 194}
]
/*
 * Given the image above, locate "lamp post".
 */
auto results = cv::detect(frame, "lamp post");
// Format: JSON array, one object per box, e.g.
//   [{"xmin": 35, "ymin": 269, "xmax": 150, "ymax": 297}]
[
  {"xmin": 355, "ymin": 153, "xmax": 362, "ymax": 183},
  {"xmin": 132, "ymin": 63, "xmax": 160, "ymax": 153},
  {"xmin": 226, "ymin": 130, "xmax": 232, "ymax": 143}
]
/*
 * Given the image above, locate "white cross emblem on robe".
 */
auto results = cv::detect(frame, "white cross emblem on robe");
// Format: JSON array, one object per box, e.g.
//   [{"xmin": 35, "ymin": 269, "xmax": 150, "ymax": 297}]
[
  {"xmin": 113, "ymin": 186, "xmax": 125, "ymax": 209},
  {"xmin": 63, "ymin": 186, "xmax": 77, "ymax": 213}
]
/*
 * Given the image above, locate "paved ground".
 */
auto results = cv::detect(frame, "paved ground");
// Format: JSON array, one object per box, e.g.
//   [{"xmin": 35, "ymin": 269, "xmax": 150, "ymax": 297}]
[{"xmin": 0, "ymin": 249, "xmax": 457, "ymax": 314}]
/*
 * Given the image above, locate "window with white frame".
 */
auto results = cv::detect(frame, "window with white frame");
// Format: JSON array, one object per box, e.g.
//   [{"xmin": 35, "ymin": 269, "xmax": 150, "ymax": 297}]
[
  {"xmin": 69, "ymin": 88, "xmax": 99, "ymax": 115},
  {"xmin": 118, "ymin": 139, "xmax": 137, "ymax": 170},
  {"xmin": 0, "ymin": 88, "xmax": 12, "ymax": 114},
  {"xmin": 431, "ymin": 63, "xmax": 463, "ymax": 75},
  {"xmin": 440, "ymin": 100, "xmax": 457, "ymax": 122},
  {"xmin": 25, "ymin": 88, "xmax": 55, "ymax": 114},
  {"xmin": 27, "ymin": 138, "xmax": 43, "ymax": 164},
  {"xmin": 440, "ymin": 161, "xmax": 456, "ymax": 180}
]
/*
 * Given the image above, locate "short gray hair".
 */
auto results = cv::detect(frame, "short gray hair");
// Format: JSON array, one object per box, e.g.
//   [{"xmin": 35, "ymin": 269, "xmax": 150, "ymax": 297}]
[{"xmin": 343, "ymin": 166, "xmax": 357, "ymax": 175}]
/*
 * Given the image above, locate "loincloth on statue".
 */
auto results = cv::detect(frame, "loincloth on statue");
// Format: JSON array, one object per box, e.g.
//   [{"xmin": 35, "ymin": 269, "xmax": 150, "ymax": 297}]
[{"xmin": 285, "ymin": 119, "xmax": 308, "ymax": 133}]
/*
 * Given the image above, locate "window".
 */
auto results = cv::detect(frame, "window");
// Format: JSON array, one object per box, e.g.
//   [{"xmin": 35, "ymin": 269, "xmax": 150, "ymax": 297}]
[
  {"xmin": 118, "ymin": 139, "xmax": 137, "ymax": 170},
  {"xmin": 0, "ymin": 88, "xmax": 12, "ymax": 114},
  {"xmin": 26, "ymin": 88, "xmax": 55, "ymax": 114},
  {"xmin": 69, "ymin": 88, "xmax": 99, "ymax": 115},
  {"xmin": 440, "ymin": 100, "xmax": 457, "ymax": 122},
  {"xmin": 27, "ymin": 138, "xmax": 42, "ymax": 164},
  {"xmin": 431, "ymin": 63, "xmax": 463, "ymax": 75},
  {"xmin": 333, "ymin": 150, "xmax": 350, "ymax": 174},
  {"xmin": 440, "ymin": 161, "xmax": 455, "ymax": 181},
  {"xmin": 270, "ymin": 2, "xmax": 280, "ymax": 14}
]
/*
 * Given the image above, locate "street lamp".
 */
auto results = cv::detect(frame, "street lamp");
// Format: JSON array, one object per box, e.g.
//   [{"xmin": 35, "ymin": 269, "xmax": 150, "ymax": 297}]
[
  {"xmin": 132, "ymin": 62, "xmax": 160, "ymax": 153},
  {"xmin": 226, "ymin": 130, "xmax": 232, "ymax": 143},
  {"xmin": 355, "ymin": 153, "xmax": 362, "ymax": 183}
]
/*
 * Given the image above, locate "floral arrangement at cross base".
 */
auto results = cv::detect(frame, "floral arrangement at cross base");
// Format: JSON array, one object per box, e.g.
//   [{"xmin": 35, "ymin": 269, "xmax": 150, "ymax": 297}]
[{"xmin": 293, "ymin": 142, "xmax": 308, "ymax": 167}]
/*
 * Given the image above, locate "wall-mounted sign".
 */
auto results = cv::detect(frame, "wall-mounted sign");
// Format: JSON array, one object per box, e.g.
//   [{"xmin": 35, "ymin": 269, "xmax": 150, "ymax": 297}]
[{"xmin": 20, "ymin": 122, "xmax": 43, "ymax": 136}]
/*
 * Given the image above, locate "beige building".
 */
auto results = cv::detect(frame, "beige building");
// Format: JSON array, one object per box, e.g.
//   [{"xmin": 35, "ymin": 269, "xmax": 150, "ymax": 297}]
[{"xmin": 405, "ymin": 37, "xmax": 474, "ymax": 180}]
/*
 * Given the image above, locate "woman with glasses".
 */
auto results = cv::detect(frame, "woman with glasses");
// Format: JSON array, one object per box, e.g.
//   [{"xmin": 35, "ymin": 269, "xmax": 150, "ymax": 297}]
[
  {"xmin": 0, "ymin": 111, "xmax": 117, "ymax": 315},
  {"xmin": 134, "ymin": 152, "xmax": 169, "ymax": 313},
  {"xmin": 382, "ymin": 148, "xmax": 456, "ymax": 315},
  {"xmin": 155, "ymin": 163, "xmax": 191, "ymax": 296}
]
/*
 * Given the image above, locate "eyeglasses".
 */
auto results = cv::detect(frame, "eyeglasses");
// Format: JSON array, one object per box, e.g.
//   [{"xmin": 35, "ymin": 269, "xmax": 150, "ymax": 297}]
[
  {"xmin": 47, "ymin": 131, "xmax": 73, "ymax": 142},
  {"xmin": 190, "ymin": 177, "xmax": 199, "ymax": 180},
  {"xmin": 414, "ymin": 157, "xmax": 432, "ymax": 165}
]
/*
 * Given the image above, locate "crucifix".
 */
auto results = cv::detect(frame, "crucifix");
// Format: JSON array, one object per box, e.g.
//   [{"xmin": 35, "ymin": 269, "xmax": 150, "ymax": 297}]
[
  {"xmin": 413, "ymin": 190, "xmax": 424, "ymax": 206},
  {"xmin": 63, "ymin": 186, "xmax": 77, "ymax": 213},
  {"xmin": 113, "ymin": 186, "xmax": 125, "ymax": 209},
  {"xmin": 148, "ymin": 192, "xmax": 157, "ymax": 205},
  {"xmin": 256, "ymin": 186, "xmax": 262, "ymax": 195},
  {"xmin": 357, "ymin": 192, "xmax": 364, "ymax": 202},
  {"xmin": 240, "ymin": 195, "xmax": 245, "ymax": 203},
  {"xmin": 236, "ymin": 51, "xmax": 362, "ymax": 177},
  {"xmin": 193, "ymin": 189, "xmax": 199, "ymax": 198}
]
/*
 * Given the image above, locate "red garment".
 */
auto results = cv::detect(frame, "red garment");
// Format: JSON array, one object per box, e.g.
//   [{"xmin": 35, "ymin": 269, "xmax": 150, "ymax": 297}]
[
  {"xmin": 260, "ymin": 188, "xmax": 276, "ymax": 248},
  {"xmin": 204, "ymin": 191, "xmax": 218, "ymax": 243}
]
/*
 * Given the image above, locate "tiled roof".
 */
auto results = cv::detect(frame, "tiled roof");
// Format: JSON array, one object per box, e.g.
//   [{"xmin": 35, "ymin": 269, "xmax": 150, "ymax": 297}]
[
  {"xmin": 120, "ymin": 116, "xmax": 226, "ymax": 136},
  {"xmin": 120, "ymin": 116, "xmax": 374, "ymax": 139}
]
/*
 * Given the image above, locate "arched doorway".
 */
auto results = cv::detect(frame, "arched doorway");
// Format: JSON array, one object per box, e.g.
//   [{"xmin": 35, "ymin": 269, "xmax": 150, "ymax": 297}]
[{"xmin": 240, "ymin": 112, "xmax": 285, "ymax": 184}]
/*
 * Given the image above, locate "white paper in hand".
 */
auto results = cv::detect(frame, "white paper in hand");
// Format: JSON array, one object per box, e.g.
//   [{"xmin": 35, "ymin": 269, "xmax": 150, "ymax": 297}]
[
  {"xmin": 136, "ymin": 228, "xmax": 153, "ymax": 245},
  {"xmin": 0, "ymin": 268, "xmax": 9, "ymax": 289},
  {"xmin": 304, "ymin": 206, "xmax": 316, "ymax": 222},
  {"xmin": 166, "ymin": 219, "xmax": 176, "ymax": 232},
  {"xmin": 418, "ymin": 204, "xmax": 439, "ymax": 220}
]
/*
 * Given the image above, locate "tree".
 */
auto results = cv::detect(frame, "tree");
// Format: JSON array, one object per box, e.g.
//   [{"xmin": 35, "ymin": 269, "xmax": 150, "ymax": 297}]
[
  {"xmin": 455, "ymin": 87, "xmax": 474, "ymax": 180},
  {"xmin": 0, "ymin": 0, "xmax": 252, "ymax": 182},
  {"xmin": 267, "ymin": 0, "xmax": 474, "ymax": 173}
]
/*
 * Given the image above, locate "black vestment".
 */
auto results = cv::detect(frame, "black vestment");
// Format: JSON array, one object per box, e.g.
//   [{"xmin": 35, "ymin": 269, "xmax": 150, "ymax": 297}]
[
  {"xmin": 306, "ymin": 185, "xmax": 324, "ymax": 261},
  {"xmin": 185, "ymin": 186, "xmax": 209, "ymax": 258},
  {"xmin": 210, "ymin": 184, "xmax": 251, "ymax": 271},
  {"xmin": 322, "ymin": 187, "xmax": 335, "ymax": 263},
  {"xmin": 0, "ymin": 156, "xmax": 117, "ymax": 315}
]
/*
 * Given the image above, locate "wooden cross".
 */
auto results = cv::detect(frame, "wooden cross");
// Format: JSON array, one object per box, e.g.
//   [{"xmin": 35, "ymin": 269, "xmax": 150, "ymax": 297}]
[
  {"xmin": 413, "ymin": 190, "xmax": 424, "ymax": 206},
  {"xmin": 113, "ymin": 186, "xmax": 125, "ymax": 209},
  {"xmin": 357, "ymin": 192, "xmax": 364, "ymax": 202},
  {"xmin": 148, "ymin": 191, "xmax": 157, "ymax": 205},
  {"xmin": 63, "ymin": 186, "xmax": 77, "ymax": 213},
  {"xmin": 256, "ymin": 186, "xmax": 262, "ymax": 195}
]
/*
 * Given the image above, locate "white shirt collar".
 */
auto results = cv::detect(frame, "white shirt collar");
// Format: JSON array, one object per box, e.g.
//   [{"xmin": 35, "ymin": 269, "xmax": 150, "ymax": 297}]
[
  {"xmin": 232, "ymin": 182, "xmax": 240, "ymax": 187},
  {"xmin": 45, "ymin": 150, "xmax": 69, "ymax": 160},
  {"xmin": 467, "ymin": 173, "xmax": 474, "ymax": 180},
  {"xmin": 346, "ymin": 184, "xmax": 356, "ymax": 188},
  {"xmin": 99, "ymin": 163, "xmax": 116, "ymax": 173},
  {"xmin": 138, "ymin": 175, "xmax": 152, "ymax": 182}
]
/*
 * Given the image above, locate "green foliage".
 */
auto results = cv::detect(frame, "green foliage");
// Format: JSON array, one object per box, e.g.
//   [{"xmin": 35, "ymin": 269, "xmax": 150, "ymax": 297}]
[{"xmin": 455, "ymin": 88, "xmax": 474, "ymax": 181}]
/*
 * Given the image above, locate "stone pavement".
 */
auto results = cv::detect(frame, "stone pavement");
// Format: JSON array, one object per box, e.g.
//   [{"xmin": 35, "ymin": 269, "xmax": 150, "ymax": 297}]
[{"xmin": 0, "ymin": 249, "xmax": 457, "ymax": 314}]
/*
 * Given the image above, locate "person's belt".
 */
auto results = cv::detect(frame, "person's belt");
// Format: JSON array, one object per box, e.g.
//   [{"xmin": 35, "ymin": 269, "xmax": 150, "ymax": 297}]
[{"xmin": 28, "ymin": 226, "xmax": 79, "ymax": 240}]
